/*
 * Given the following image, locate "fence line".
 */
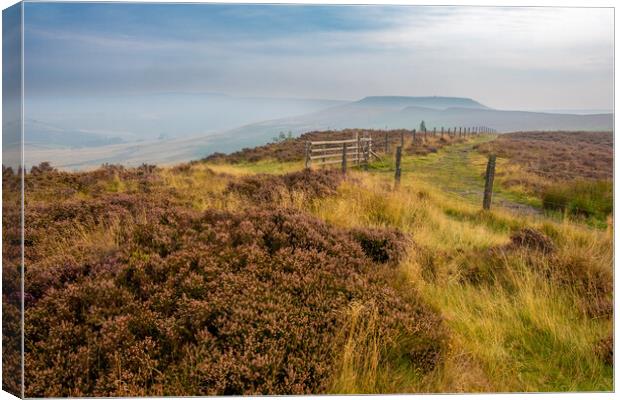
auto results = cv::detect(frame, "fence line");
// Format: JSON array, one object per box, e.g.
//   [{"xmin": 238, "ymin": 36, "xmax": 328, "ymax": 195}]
[
  {"xmin": 304, "ymin": 126, "xmax": 500, "ymax": 209},
  {"xmin": 306, "ymin": 126, "xmax": 496, "ymax": 168}
]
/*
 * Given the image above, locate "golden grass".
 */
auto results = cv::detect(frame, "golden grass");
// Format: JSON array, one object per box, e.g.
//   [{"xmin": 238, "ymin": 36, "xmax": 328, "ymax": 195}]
[
  {"xmin": 330, "ymin": 302, "xmax": 383, "ymax": 394},
  {"xmin": 283, "ymin": 163, "xmax": 611, "ymax": 393},
  {"xmin": 55, "ymin": 143, "xmax": 610, "ymax": 394}
]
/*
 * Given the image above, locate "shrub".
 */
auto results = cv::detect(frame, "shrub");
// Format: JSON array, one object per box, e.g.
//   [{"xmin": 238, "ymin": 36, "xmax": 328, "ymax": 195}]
[
  {"xmin": 476, "ymin": 131, "xmax": 612, "ymax": 182},
  {"xmin": 542, "ymin": 180, "xmax": 612, "ymax": 221},
  {"xmin": 549, "ymin": 251, "xmax": 612, "ymax": 318},
  {"xmin": 226, "ymin": 169, "xmax": 343, "ymax": 203},
  {"xmin": 25, "ymin": 207, "xmax": 444, "ymax": 396},
  {"xmin": 30, "ymin": 161, "xmax": 56, "ymax": 175},
  {"xmin": 3, "ymin": 171, "xmax": 24, "ymax": 395},
  {"xmin": 508, "ymin": 228, "xmax": 555, "ymax": 254},
  {"xmin": 596, "ymin": 333, "xmax": 613, "ymax": 366},
  {"xmin": 350, "ymin": 227, "xmax": 409, "ymax": 265}
]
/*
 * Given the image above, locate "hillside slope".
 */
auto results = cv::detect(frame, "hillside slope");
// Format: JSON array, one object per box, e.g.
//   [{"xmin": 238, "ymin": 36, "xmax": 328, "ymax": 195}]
[
  {"xmin": 6, "ymin": 131, "xmax": 612, "ymax": 395},
  {"xmin": 21, "ymin": 96, "xmax": 613, "ymax": 170}
]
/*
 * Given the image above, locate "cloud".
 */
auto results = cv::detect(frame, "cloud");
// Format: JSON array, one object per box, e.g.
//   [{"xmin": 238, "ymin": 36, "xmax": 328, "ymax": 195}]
[{"xmin": 23, "ymin": 4, "xmax": 613, "ymax": 110}]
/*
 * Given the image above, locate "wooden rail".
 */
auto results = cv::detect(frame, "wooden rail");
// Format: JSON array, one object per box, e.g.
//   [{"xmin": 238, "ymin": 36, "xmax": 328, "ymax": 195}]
[
  {"xmin": 304, "ymin": 126, "xmax": 499, "ymax": 211},
  {"xmin": 305, "ymin": 133, "xmax": 377, "ymax": 169}
]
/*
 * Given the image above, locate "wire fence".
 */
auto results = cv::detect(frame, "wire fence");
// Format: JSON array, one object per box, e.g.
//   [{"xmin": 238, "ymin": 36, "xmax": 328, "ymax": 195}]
[{"xmin": 303, "ymin": 129, "xmax": 610, "ymax": 218}]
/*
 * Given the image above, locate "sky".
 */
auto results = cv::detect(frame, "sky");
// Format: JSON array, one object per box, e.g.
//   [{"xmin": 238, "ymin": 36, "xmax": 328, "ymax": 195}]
[{"xmin": 23, "ymin": 3, "xmax": 614, "ymax": 111}]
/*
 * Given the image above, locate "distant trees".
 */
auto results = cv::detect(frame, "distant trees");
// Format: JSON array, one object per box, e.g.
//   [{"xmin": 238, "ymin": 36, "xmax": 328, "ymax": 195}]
[
  {"xmin": 419, "ymin": 121, "xmax": 427, "ymax": 132},
  {"xmin": 272, "ymin": 130, "xmax": 294, "ymax": 143}
]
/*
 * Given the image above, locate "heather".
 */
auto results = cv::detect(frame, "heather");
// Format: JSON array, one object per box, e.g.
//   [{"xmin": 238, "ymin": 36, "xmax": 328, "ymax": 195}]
[
  {"xmin": 2, "ymin": 167, "xmax": 21, "ymax": 394},
  {"xmin": 475, "ymin": 131, "xmax": 612, "ymax": 182},
  {"xmin": 17, "ymin": 165, "xmax": 444, "ymax": 396},
  {"xmin": 225, "ymin": 168, "xmax": 344, "ymax": 203},
  {"xmin": 204, "ymin": 128, "xmax": 469, "ymax": 164},
  {"xmin": 5, "ymin": 130, "xmax": 613, "ymax": 395},
  {"xmin": 475, "ymin": 131, "xmax": 612, "ymax": 224}
]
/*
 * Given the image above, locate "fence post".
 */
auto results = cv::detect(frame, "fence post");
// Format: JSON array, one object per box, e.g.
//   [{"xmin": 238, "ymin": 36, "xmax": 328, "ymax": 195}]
[
  {"xmin": 394, "ymin": 145, "xmax": 402, "ymax": 188},
  {"xmin": 483, "ymin": 154, "xmax": 496, "ymax": 210},
  {"xmin": 363, "ymin": 137, "xmax": 369, "ymax": 171},
  {"xmin": 305, "ymin": 141, "xmax": 311, "ymax": 169},
  {"xmin": 341, "ymin": 143, "xmax": 347, "ymax": 175},
  {"xmin": 413, "ymin": 129, "xmax": 416, "ymax": 142},
  {"xmin": 385, "ymin": 132, "xmax": 389, "ymax": 153},
  {"xmin": 400, "ymin": 131, "xmax": 404, "ymax": 147},
  {"xmin": 356, "ymin": 132, "xmax": 360, "ymax": 166}
]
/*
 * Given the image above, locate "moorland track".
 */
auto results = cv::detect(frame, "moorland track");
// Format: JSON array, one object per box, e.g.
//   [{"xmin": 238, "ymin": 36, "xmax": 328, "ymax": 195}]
[{"xmin": 397, "ymin": 137, "xmax": 542, "ymax": 216}]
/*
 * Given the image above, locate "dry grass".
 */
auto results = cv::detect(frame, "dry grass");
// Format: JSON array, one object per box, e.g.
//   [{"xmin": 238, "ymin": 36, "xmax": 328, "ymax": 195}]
[
  {"xmin": 302, "ymin": 170, "xmax": 612, "ymax": 393},
  {"xmin": 6, "ymin": 131, "xmax": 613, "ymax": 395}
]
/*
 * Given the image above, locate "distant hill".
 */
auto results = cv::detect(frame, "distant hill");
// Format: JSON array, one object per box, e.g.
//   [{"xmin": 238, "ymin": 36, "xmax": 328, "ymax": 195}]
[
  {"xmin": 197, "ymin": 100, "xmax": 612, "ymax": 153},
  {"xmin": 22, "ymin": 95, "xmax": 613, "ymax": 170},
  {"xmin": 353, "ymin": 96, "xmax": 489, "ymax": 110},
  {"xmin": 25, "ymin": 92, "xmax": 347, "ymax": 143}
]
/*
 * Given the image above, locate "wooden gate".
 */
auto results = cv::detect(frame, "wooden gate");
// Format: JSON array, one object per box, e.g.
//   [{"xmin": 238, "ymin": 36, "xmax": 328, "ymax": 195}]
[{"xmin": 304, "ymin": 133, "xmax": 376, "ymax": 169}]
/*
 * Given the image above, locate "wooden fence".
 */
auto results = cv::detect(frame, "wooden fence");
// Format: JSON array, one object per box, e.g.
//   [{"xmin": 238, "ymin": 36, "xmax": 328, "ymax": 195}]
[
  {"xmin": 304, "ymin": 126, "xmax": 498, "ymax": 169},
  {"xmin": 305, "ymin": 133, "xmax": 380, "ymax": 169},
  {"xmin": 302, "ymin": 126, "xmax": 498, "ymax": 210}
]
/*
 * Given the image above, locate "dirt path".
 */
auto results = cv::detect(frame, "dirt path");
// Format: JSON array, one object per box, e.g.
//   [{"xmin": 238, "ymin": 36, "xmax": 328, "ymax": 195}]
[{"xmin": 399, "ymin": 138, "xmax": 542, "ymax": 216}]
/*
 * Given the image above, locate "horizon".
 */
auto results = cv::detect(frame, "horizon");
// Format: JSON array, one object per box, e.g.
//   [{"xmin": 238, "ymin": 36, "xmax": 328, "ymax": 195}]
[
  {"xmin": 24, "ymin": 3, "xmax": 613, "ymax": 111},
  {"xmin": 1, "ymin": 2, "xmax": 614, "ymax": 169}
]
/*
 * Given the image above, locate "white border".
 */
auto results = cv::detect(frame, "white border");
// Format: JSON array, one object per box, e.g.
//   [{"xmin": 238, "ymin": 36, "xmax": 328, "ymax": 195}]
[{"xmin": 0, "ymin": 1, "xmax": 616, "ymax": 400}]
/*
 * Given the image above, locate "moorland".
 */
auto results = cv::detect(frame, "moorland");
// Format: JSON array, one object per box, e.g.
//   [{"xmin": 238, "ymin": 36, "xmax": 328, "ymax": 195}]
[{"xmin": 2, "ymin": 130, "xmax": 613, "ymax": 396}]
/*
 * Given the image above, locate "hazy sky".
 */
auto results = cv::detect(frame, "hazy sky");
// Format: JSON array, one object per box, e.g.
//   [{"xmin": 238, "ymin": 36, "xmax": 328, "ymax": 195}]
[{"xmin": 24, "ymin": 3, "xmax": 613, "ymax": 110}]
